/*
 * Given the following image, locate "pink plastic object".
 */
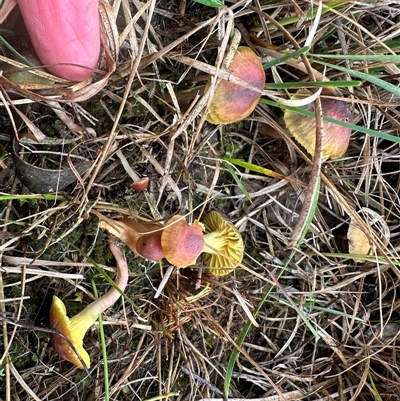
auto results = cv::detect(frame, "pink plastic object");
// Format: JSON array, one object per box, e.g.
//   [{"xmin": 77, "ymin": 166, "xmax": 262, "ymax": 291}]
[{"xmin": 17, "ymin": 0, "xmax": 101, "ymax": 81}]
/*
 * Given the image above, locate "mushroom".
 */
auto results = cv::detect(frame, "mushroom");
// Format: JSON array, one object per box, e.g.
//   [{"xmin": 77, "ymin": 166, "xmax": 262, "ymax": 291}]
[
  {"xmin": 98, "ymin": 215, "xmax": 165, "ymax": 262},
  {"xmin": 16, "ymin": 0, "xmax": 101, "ymax": 81},
  {"xmin": 98, "ymin": 213, "xmax": 243, "ymax": 275},
  {"xmin": 136, "ymin": 231, "xmax": 164, "ymax": 261},
  {"xmin": 49, "ymin": 243, "xmax": 129, "ymax": 368},
  {"xmin": 161, "ymin": 215, "xmax": 205, "ymax": 268},
  {"xmin": 130, "ymin": 177, "xmax": 150, "ymax": 191},
  {"xmin": 202, "ymin": 211, "xmax": 244, "ymax": 276},
  {"xmin": 284, "ymin": 89, "xmax": 352, "ymax": 159},
  {"xmin": 205, "ymin": 46, "xmax": 265, "ymax": 125}
]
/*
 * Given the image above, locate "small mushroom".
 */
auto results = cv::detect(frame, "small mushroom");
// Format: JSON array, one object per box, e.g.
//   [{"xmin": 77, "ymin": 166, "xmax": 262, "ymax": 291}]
[
  {"xmin": 202, "ymin": 211, "xmax": 244, "ymax": 276},
  {"xmin": 50, "ymin": 243, "xmax": 129, "ymax": 368},
  {"xmin": 130, "ymin": 177, "xmax": 150, "ymax": 191},
  {"xmin": 161, "ymin": 215, "xmax": 204, "ymax": 268},
  {"xmin": 284, "ymin": 89, "xmax": 352, "ymax": 159},
  {"xmin": 205, "ymin": 46, "xmax": 265, "ymax": 125},
  {"xmin": 136, "ymin": 231, "xmax": 164, "ymax": 261}
]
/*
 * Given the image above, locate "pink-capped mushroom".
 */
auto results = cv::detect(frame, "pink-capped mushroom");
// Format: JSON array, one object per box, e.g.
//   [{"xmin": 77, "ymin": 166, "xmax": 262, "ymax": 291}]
[
  {"xmin": 205, "ymin": 46, "xmax": 265, "ymax": 125},
  {"xmin": 161, "ymin": 215, "xmax": 204, "ymax": 268}
]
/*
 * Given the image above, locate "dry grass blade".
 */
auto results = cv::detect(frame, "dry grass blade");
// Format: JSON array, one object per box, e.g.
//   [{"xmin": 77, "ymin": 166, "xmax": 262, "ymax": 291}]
[{"xmin": 200, "ymin": 378, "xmax": 338, "ymax": 400}]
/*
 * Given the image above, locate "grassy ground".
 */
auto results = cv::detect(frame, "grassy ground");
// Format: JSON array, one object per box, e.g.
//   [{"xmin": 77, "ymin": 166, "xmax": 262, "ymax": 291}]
[{"xmin": 2, "ymin": 0, "xmax": 400, "ymax": 400}]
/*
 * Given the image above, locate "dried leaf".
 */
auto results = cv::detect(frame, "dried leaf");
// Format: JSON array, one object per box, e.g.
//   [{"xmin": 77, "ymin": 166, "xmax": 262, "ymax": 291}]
[
  {"xmin": 0, "ymin": 0, "xmax": 17, "ymax": 24},
  {"xmin": 348, "ymin": 207, "xmax": 390, "ymax": 259},
  {"xmin": 348, "ymin": 221, "xmax": 371, "ymax": 256}
]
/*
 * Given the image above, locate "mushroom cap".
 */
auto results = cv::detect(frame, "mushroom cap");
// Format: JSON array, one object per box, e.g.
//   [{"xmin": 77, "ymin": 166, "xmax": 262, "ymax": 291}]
[
  {"xmin": 136, "ymin": 231, "xmax": 164, "ymax": 261},
  {"xmin": 130, "ymin": 177, "xmax": 150, "ymax": 191},
  {"xmin": 284, "ymin": 89, "xmax": 352, "ymax": 159},
  {"xmin": 206, "ymin": 46, "xmax": 265, "ymax": 125},
  {"xmin": 161, "ymin": 215, "xmax": 204, "ymax": 268},
  {"xmin": 49, "ymin": 295, "xmax": 90, "ymax": 369},
  {"xmin": 202, "ymin": 211, "xmax": 244, "ymax": 276}
]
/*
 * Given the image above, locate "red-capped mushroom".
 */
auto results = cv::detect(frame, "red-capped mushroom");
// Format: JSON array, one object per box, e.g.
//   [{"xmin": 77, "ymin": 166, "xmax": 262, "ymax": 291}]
[
  {"xmin": 205, "ymin": 46, "xmax": 265, "ymax": 125},
  {"xmin": 161, "ymin": 215, "xmax": 204, "ymax": 268},
  {"xmin": 136, "ymin": 231, "xmax": 164, "ymax": 261},
  {"xmin": 284, "ymin": 89, "xmax": 352, "ymax": 159},
  {"xmin": 99, "ymin": 215, "xmax": 164, "ymax": 262}
]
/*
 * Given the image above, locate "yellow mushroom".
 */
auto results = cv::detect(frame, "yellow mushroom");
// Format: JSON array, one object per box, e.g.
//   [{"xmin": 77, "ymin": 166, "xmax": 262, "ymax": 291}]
[
  {"xmin": 202, "ymin": 211, "xmax": 244, "ymax": 276},
  {"xmin": 49, "ymin": 243, "xmax": 129, "ymax": 369}
]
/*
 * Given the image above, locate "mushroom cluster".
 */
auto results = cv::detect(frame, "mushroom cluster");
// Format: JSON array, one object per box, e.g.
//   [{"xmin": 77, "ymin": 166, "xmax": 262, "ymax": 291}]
[
  {"xmin": 51, "ymin": 212, "xmax": 244, "ymax": 367},
  {"xmin": 99, "ymin": 211, "xmax": 244, "ymax": 276}
]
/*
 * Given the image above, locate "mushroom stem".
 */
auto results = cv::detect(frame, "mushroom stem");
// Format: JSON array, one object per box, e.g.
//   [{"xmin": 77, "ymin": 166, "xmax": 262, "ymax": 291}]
[
  {"xmin": 50, "ymin": 243, "xmax": 129, "ymax": 368},
  {"xmin": 70, "ymin": 243, "xmax": 129, "ymax": 330}
]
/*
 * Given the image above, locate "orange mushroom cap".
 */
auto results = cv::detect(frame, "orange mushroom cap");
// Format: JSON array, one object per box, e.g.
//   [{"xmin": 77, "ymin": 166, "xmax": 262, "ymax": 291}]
[
  {"xmin": 161, "ymin": 215, "xmax": 204, "ymax": 268},
  {"xmin": 206, "ymin": 46, "xmax": 265, "ymax": 125}
]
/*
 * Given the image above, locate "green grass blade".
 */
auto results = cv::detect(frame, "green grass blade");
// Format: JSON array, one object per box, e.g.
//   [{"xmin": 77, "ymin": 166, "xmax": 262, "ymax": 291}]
[
  {"xmin": 92, "ymin": 279, "xmax": 110, "ymax": 401},
  {"xmin": 312, "ymin": 53, "xmax": 400, "ymax": 62},
  {"xmin": 0, "ymin": 35, "xmax": 35, "ymax": 66},
  {"xmin": 299, "ymin": 303, "xmax": 364, "ymax": 322},
  {"xmin": 222, "ymin": 161, "xmax": 251, "ymax": 201},
  {"xmin": 312, "ymin": 59, "xmax": 400, "ymax": 98},
  {"xmin": 0, "ymin": 194, "xmax": 64, "ymax": 201},
  {"xmin": 369, "ymin": 371, "xmax": 383, "ymax": 401},
  {"xmin": 265, "ymin": 80, "xmax": 361, "ymax": 89},
  {"xmin": 259, "ymin": 98, "xmax": 400, "ymax": 144},
  {"xmin": 263, "ymin": 46, "xmax": 310, "ymax": 70},
  {"xmin": 223, "ymin": 281, "xmax": 275, "ymax": 397},
  {"xmin": 266, "ymin": 2, "xmax": 347, "ymax": 29},
  {"xmin": 192, "ymin": 0, "xmax": 224, "ymax": 7},
  {"xmin": 291, "ymin": 176, "xmax": 321, "ymax": 247},
  {"xmin": 222, "ymin": 156, "xmax": 277, "ymax": 176}
]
